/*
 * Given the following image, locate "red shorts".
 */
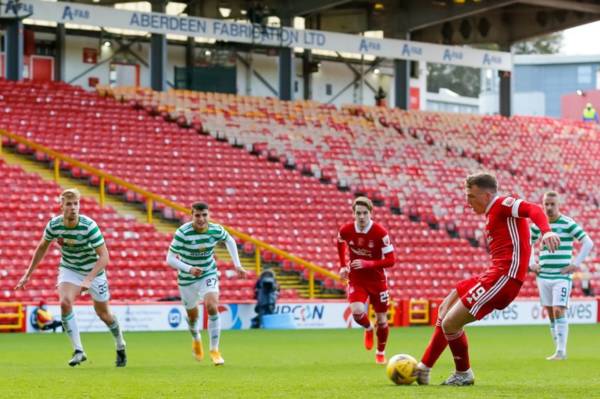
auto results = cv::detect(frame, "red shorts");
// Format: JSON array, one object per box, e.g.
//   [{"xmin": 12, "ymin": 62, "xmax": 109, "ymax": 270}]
[
  {"xmin": 456, "ymin": 274, "xmax": 522, "ymax": 320},
  {"xmin": 347, "ymin": 279, "xmax": 389, "ymax": 313}
]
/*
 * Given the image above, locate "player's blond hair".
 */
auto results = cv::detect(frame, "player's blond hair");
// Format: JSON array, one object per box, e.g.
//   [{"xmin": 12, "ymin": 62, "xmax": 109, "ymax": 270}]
[
  {"xmin": 465, "ymin": 173, "xmax": 497, "ymax": 192},
  {"xmin": 352, "ymin": 196, "xmax": 373, "ymax": 212},
  {"xmin": 59, "ymin": 188, "xmax": 81, "ymax": 202}
]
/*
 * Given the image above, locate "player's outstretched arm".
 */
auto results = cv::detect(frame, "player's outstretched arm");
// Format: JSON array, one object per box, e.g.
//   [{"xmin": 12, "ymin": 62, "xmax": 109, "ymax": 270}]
[
  {"xmin": 513, "ymin": 200, "xmax": 560, "ymax": 252},
  {"xmin": 224, "ymin": 235, "xmax": 248, "ymax": 278},
  {"xmin": 81, "ymin": 244, "xmax": 110, "ymax": 291},
  {"xmin": 15, "ymin": 238, "xmax": 51, "ymax": 290}
]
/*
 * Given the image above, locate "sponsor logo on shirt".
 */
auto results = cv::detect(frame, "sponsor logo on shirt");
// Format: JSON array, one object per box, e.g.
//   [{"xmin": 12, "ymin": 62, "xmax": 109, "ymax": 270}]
[
  {"xmin": 350, "ymin": 247, "xmax": 372, "ymax": 257},
  {"xmin": 368, "ymin": 240, "xmax": 374, "ymax": 248},
  {"xmin": 502, "ymin": 197, "xmax": 515, "ymax": 207},
  {"xmin": 190, "ymin": 250, "xmax": 212, "ymax": 257},
  {"xmin": 58, "ymin": 238, "xmax": 76, "ymax": 247}
]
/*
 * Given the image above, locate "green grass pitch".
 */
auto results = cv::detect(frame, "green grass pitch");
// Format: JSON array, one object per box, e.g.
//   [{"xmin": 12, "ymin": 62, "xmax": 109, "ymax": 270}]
[{"xmin": 1, "ymin": 325, "xmax": 599, "ymax": 398}]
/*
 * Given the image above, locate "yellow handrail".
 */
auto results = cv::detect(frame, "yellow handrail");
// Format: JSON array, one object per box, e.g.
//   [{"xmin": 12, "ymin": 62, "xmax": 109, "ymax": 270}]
[
  {"xmin": 0, "ymin": 302, "xmax": 24, "ymax": 330},
  {"xmin": 0, "ymin": 129, "xmax": 342, "ymax": 298}
]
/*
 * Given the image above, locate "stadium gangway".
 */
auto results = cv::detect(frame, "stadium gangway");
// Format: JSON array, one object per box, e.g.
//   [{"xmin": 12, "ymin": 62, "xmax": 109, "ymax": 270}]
[{"xmin": 0, "ymin": 129, "xmax": 342, "ymax": 299}]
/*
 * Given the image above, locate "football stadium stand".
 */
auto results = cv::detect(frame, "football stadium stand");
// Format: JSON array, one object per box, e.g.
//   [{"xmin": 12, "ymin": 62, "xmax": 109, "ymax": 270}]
[{"xmin": 1, "ymin": 79, "xmax": 598, "ymax": 301}]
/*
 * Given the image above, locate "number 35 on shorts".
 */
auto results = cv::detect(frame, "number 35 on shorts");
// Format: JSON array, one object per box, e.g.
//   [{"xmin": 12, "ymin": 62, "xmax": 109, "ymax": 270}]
[{"xmin": 466, "ymin": 283, "xmax": 486, "ymax": 304}]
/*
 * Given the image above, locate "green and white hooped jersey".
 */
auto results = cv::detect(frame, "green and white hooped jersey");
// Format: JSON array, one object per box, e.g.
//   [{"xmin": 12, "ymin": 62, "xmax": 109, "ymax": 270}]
[
  {"xmin": 169, "ymin": 222, "xmax": 230, "ymax": 286},
  {"xmin": 531, "ymin": 215, "xmax": 587, "ymax": 281},
  {"xmin": 44, "ymin": 214, "xmax": 105, "ymax": 275}
]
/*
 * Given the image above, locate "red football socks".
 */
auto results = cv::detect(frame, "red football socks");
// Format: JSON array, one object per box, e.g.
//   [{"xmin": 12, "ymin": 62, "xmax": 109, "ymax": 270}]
[
  {"xmin": 421, "ymin": 320, "xmax": 448, "ymax": 368},
  {"xmin": 445, "ymin": 330, "xmax": 471, "ymax": 372},
  {"xmin": 376, "ymin": 322, "xmax": 389, "ymax": 352}
]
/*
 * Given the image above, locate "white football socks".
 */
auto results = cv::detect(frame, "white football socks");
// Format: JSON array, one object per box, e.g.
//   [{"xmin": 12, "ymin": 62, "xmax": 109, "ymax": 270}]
[
  {"xmin": 108, "ymin": 315, "xmax": 126, "ymax": 350},
  {"xmin": 555, "ymin": 317, "xmax": 569, "ymax": 355},
  {"xmin": 549, "ymin": 320, "xmax": 558, "ymax": 346},
  {"xmin": 208, "ymin": 314, "xmax": 220, "ymax": 351},
  {"xmin": 61, "ymin": 312, "xmax": 83, "ymax": 352},
  {"xmin": 187, "ymin": 317, "xmax": 201, "ymax": 341}
]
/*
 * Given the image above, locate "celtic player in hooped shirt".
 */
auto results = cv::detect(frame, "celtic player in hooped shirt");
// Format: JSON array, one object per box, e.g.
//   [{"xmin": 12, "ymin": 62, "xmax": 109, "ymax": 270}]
[
  {"xmin": 15, "ymin": 188, "xmax": 126, "ymax": 368},
  {"xmin": 166, "ymin": 202, "xmax": 248, "ymax": 366},
  {"xmin": 413, "ymin": 173, "xmax": 560, "ymax": 386},
  {"xmin": 337, "ymin": 196, "xmax": 396, "ymax": 365},
  {"xmin": 530, "ymin": 191, "xmax": 594, "ymax": 360}
]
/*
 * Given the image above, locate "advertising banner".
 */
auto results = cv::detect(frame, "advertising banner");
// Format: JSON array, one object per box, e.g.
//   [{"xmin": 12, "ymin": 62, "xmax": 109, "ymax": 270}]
[
  {"xmin": 6, "ymin": 0, "xmax": 512, "ymax": 70},
  {"xmin": 472, "ymin": 299, "xmax": 597, "ymax": 327},
  {"xmin": 26, "ymin": 299, "xmax": 595, "ymax": 332},
  {"xmin": 26, "ymin": 304, "xmax": 196, "ymax": 333}
]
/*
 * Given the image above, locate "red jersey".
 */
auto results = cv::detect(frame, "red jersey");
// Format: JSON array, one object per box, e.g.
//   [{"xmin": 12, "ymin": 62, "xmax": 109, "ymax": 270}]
[
  {"xmin": 484, "ymin": 195, "xmax": 551, "ymax": 282},
  {"xmin": 337, "ymin": 221, "xmax": 394, "ymax": 283}
]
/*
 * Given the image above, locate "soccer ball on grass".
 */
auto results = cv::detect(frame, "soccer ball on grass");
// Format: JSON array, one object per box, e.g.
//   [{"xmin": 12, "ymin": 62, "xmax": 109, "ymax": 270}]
[{"xmin": 386, "ymin": 354, "xmax": 418, "ymax": 385}]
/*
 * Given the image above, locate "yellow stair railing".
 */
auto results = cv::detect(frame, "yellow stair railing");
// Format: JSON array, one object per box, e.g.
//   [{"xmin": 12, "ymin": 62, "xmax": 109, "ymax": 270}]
[
  {"xmin": 0, "ymin": 302, "xmax": 24, "ymax": 331},
  {"xmin": 408, "ymin": 299, "xmax": 430, "ymax": 325},
  {"xmin": 0, "ymin": 129, "xmax": 341, "ymax": 298}
]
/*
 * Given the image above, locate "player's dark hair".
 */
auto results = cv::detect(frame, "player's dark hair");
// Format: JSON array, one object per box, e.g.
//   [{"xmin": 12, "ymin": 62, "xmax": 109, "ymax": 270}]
[
  {"xmin": 352, "ymin": 196, "xmax": 373, "ymax": 212},
  {"xmin": 191, "ymin": 202, "xmax": 209, "ymax": 213},
  {"xmin": 465, "ymin": 173, "xmax": 498, "ymax": 192},
  {"xmin": 544, "ymin": 191, "xmax": 559, "ymax": 199}
]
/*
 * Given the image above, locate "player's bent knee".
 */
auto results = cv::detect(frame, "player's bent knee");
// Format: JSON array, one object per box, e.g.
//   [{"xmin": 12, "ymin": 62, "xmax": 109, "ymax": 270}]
[
  {"xmin": 553, "ymin": 307, "xmax": 566, "ymax": 319},
  {"xmin": 60, "ymin": 299, "xmax": 73, "ymax": 313},
  {"xmin": 441, "ymin": 317, "xmax": 457, "ymax": 335},
  {"xmin": 206, "ymin": 304, "xmax": 219, "ymax": 316},
  {"xmin": 350, "ymin": 302, "xmax": 365, "ymax": 314},
  {"xmin": 352, "ymin": 313, "xmax": 367, "ymax": 323}
]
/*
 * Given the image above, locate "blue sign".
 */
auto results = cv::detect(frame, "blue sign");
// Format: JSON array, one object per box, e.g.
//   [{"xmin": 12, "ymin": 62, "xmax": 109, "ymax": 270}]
[
  {"xmin": 219, "ymin": 304, "xmax": 242, "ymax": 330},
  {"xmin": 168, "ymin": 308, "xmax": 181, "ymax": 328},
  {"xmin": 29, "ymin": 307, "xmax": 40, "ymax": 330}
]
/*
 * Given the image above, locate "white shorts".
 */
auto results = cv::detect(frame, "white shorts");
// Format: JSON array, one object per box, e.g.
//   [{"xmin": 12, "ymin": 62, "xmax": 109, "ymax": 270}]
[
  {"xmin": 57, "ymin": 267, "xmax": 111, "ymax": 302},
  {"xmin": 537, "ymin": 278, "xmax": 572, "ymax": 307},
  {"xmin": 179, "ymin": 276, "xmax": 219, "ymax": 310}
]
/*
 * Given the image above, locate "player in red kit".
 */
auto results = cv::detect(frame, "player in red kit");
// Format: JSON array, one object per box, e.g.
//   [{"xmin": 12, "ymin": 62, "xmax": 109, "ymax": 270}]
[
  {"xmin": 337, "ymin": 197, "xmax": 396, "ymax": 364},
  {"xmin": 414, "ymin": 173, "xmax": 560, "ymax": 386}
]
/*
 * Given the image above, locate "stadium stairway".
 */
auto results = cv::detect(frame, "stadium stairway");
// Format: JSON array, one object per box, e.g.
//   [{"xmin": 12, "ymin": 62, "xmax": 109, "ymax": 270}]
[{"xmin": 0, "ymin": 143, "xmax": 342, "ymax": 300}]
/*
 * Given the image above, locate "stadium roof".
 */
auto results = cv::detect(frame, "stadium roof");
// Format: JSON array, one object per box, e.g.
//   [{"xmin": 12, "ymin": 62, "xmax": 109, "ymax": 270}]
[{"xmin": 68, "ymin": 0, "xmax": 600, "ymax": 47}]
